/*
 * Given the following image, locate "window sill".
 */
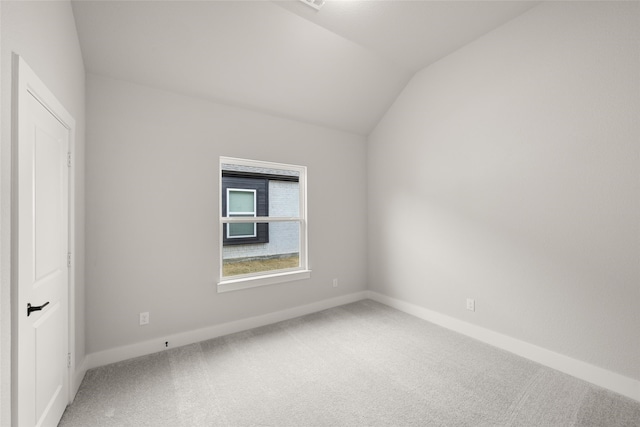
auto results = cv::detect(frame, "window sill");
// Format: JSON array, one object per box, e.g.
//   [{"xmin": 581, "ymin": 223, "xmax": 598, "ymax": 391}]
[{"xmin": 217, "ymin": 270, "xmax": 311, "ymax": 293}]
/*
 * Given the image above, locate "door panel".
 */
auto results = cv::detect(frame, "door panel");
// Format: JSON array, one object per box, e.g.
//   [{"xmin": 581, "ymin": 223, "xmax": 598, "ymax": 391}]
[
  {"xmin": 35, "ymin": 303, "xmax": 64, "ymax": 423},
  {"xmin": 17, "ymin": 56, "xmax": 70, "ymax": 427},
  {"xmin": 34, "ymin": 126, "xmax": 65, "ymax": 281}
]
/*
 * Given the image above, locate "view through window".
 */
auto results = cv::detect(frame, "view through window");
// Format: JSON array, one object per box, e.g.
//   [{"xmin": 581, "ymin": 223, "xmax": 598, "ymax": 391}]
[{"xmin": 219, "ymin": 157, "xmax": 309, "ymax": 292}]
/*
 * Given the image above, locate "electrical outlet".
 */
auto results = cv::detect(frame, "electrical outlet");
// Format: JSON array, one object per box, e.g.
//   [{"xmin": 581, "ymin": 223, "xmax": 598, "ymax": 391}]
[
  {"xmin": 332, "ymin": 278, "xmax": 338, "ymax": 288},
  {"xmin": 139, "ymin": 312, "xmax": 149, "ymax": 325},
  {"xmin": 466, "ymin": 298, "xmax": 475, "ymax": 312}
]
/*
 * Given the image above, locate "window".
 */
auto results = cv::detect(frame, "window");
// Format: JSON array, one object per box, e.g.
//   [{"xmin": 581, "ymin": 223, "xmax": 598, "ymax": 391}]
[
  {"xmin": 218, "ymin": 157, "xmax": 310, "ymax": 292},
  {"xmin": 227, "ymin": 189, "xmax": 256, "ymax": 238},
  {"xmin": 221, "ymin": 169, "xmax": 297, "ymax": 253},
  {"xmin": 221, "ymin": 175, "xmax": 269, "ymax": 246}
]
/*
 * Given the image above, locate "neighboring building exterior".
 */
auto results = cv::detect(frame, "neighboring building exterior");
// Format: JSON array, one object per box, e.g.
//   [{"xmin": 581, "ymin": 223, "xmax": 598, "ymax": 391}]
[{"xmin": 221, "ymin": 164, "xmax": 299, "ymax": 262}]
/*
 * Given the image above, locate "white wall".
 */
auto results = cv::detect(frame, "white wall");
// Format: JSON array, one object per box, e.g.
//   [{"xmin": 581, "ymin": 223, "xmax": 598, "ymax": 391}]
[
  {"xmin": 368, "ymin": 1, "xmax": 639, "ymax": 382},
  {"xmin": 0, "ymin": 0, "xmax": 86, "ymax": 424},
  {"xmin": 85, "ymin": 73, "xmax": 367, "ymax": 354}
]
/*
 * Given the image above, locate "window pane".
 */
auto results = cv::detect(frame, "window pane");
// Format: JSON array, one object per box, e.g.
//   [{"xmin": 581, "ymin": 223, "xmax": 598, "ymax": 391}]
[
  {"xmin": 269, "ymin": 181, "xmax": 299, "ymax": 217},
  {"xmin": 228, "ymin": 190, "xmax": 255, "ymax": 213},
  {"xmin": 228, "ymin": 222, "xmax": 255, "ymax": 237},
  {"xmin": 219, "ymin": 157, "xmax": 307, "ymax": 291},
  {"xmin": 222, "ymin": 221, "xmax": 300, "ymax": 277}
]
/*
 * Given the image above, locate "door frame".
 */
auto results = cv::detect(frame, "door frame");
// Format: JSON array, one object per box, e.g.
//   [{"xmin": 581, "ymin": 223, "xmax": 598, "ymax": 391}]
[{"xmin": 10, "ymin": 54, "xmax": 77, "ymax": 425}]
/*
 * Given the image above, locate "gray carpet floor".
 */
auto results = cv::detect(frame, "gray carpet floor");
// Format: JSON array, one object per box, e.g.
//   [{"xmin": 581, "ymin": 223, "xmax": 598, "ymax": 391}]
[{"xmin": 60, "ymin": 300, "xmax": 640, "ymax": 426}]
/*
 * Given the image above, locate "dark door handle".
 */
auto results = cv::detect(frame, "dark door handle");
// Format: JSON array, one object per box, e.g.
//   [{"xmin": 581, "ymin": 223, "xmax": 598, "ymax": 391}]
[{"xmin": 27, "ymin": 302, "xmax": 50, "ymax": 317}]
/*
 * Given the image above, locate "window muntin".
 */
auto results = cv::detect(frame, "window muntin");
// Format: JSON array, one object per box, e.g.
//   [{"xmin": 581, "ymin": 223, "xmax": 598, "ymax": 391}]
[
  {"xmin": 219, "ymin": 157, "xmax": 309, "ymax": 292},
  {"xmin": 226, "ymin": 189, "xmax": 256, "ymax": 238}
]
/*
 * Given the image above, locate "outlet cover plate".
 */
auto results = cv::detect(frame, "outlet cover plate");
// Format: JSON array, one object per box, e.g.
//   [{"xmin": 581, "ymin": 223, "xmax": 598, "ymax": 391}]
[
  {"xmin": 139, "ymin": 312, "xmax": 149, "ymax": 325},
  {"xmin": 466, "ymin": 299, "xmax": 475, "ymax": 312}
]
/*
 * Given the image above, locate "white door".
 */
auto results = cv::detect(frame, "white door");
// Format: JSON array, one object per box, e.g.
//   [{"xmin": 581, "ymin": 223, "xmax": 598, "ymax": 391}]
[{"xmin": 16, "ymin": 56, "xmax": 72, "ymax": 427}]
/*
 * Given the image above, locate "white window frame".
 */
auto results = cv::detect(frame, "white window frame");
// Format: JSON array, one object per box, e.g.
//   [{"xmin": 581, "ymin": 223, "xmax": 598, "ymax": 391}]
[
  {"xmin": 226, "ymin": 188, "xmax": 257, "ymax": 239},
  {"xmin": 218, "ymin": 157, "xmax": 310, "ymax": 292}
]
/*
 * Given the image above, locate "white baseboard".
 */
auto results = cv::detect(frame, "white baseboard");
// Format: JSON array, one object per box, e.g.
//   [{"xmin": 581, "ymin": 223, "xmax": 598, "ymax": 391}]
[
  {"xmin": 85, "ymin": 291, "xmax": 367, "ymax": 371},
  {"xmin": 366, "ymin": 290, "xmax": 640, "ymax": 402}
]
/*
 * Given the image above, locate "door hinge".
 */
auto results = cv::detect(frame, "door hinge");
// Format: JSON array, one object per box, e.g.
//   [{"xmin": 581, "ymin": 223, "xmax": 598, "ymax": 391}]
[
  {"xmin": 67, "ymin": 353, "xmax": 72, "ymax": 368},
  {"xmin": 67, "ymin": 152, "xmax": 71, "ymax": 168},
  {"xmin": 67, "ymin": 252, "xmax": 72, "ymax": 268}
]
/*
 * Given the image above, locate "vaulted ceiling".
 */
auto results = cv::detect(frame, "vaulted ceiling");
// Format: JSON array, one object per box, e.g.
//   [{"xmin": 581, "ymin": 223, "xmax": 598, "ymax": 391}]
[{"xmin": 72, "ymin": 0, "xmax": 539, "ymax": 135}]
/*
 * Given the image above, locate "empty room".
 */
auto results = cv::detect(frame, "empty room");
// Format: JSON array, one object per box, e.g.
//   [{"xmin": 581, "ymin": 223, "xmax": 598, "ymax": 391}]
[{"xmin": 1, "ymin": 0, "xmax": 639, "ymax": 426}]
